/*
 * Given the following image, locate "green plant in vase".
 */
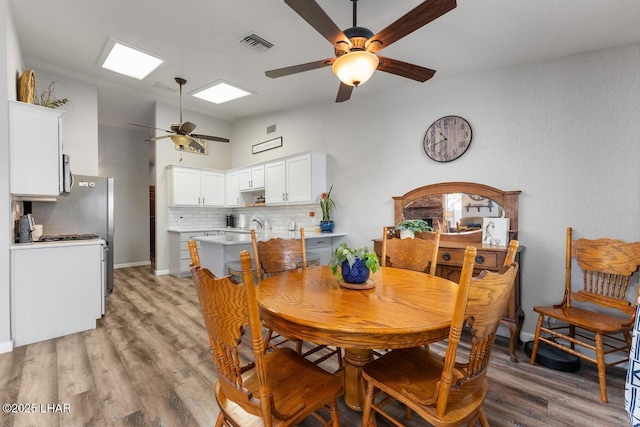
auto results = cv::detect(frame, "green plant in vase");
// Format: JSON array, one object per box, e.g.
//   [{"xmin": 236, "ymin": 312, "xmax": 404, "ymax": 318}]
[
  {"xmin": 319, "ymin": 185, "xmax": 336, "ymax": 232},
  {"xmin": 329, "ymin": 243, "xmax": 380, "ymax": 283},
  {"xmin": 395, "ymin": 219, "xmax": 433, "ymax": 239}
]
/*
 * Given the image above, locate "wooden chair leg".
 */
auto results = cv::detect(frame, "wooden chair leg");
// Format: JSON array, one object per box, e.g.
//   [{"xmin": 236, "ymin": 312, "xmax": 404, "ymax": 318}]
[
  {"xmin": 479, "ymin": 408, "xmax": 489, "ymax": 426},
  {"xmin": 329, "ymin": 401, "xmax": 340, "ymax": 427},
  {"xmin": 595, "ymin": 332, "xmax": 608, "ymax": 403},
  {"xmin": 362, "ymin": 382, "xmax": 376, "ymax": 427},
  {"xmin": 530, "ymin": 314, "xmax": 544, "ymax": 364}
]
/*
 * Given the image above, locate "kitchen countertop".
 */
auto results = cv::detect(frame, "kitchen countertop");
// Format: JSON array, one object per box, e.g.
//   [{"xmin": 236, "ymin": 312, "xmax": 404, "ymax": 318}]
[
  {"xmin": 193, "ymin": 230, "xmax": 345, "ymax": 246},
  {"xmin": 167, "ymin": 226, "xmax": 251, "ymax": 233},
  {"xmin": 10, "ymin": 238, "xmax": 106, "ymax": 250}
]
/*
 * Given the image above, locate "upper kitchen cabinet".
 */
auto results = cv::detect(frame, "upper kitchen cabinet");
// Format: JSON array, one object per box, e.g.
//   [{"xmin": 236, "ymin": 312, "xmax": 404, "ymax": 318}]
[
  {"xmin": 238, "ymin": 164, "xmax": 265, "ymax": 192},
  {"xmin": 9, "ymin": 101, "xmax": 64, "ymax": 198},
  {"xmin": 167, "ymin": 165, "xmax": 225, "ymax": 207},
  {"xmin": 225, "ymin": 170, "xmax": 241, "ymax": 207},
  {"xmin": 264, "ymin": 151, "xmax": 326, "ymax": 205}
]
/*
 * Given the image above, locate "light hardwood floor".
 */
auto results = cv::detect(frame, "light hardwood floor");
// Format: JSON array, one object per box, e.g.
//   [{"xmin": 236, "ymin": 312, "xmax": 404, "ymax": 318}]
[{"xmin": 0, "ymin": 266, "xmax": 629, "ymax": 426}]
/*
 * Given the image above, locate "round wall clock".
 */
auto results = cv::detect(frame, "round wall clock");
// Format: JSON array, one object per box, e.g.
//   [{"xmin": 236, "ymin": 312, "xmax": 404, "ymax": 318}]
[{"xmin": 423, "ymin": 115, "xmax": 473, "ymax": 162}]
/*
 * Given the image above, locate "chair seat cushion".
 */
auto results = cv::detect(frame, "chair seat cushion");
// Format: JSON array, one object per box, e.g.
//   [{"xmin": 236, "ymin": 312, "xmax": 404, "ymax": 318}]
[
  {"xmin": 363, "ymin": 346, "xmax": 486, "ymax": 426},
  {"xmin": 533, "ymin": 305, "xmax": 631, "ymax": 333}
]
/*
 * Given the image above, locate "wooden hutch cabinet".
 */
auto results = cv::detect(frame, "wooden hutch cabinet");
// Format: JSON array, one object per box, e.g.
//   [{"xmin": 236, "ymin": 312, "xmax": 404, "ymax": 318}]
[{"xmin": 374, "ymin": 182, "xmax": 524, "ymax": 362}]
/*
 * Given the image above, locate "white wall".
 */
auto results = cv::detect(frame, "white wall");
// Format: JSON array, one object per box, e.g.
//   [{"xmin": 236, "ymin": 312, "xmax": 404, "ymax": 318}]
[
  {"xmin": 153, "ymin": 102, "xmax": 232, "ymax": 275},
  {"xmin": 98, "ymin": 125, "xmax": 150, "ymax": 267},
  {"xmin": 229, "ymin": 43, "xmax": 640, "ymax": 338},
  {"xmin": 33, "ymin": 69, "xmax": 99, "ymax": 176},
  {"xmin": 0, "ymin": 0, "xmax": 20, "ymax": 352}
]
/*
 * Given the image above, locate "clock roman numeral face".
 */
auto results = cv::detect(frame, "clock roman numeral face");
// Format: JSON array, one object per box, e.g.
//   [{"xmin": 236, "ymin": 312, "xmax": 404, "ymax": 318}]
[{"xmin": 423, "ymin": 116, "xmax": 473, "ymax": 162}]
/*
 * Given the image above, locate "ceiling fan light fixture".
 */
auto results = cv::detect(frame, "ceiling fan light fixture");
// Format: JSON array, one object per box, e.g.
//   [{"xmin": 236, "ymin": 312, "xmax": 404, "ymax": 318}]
[
  {"xmin": 331, "ymin": 50, "xmax": 379, "ymax": 87},
  {"xmin": 170, "ymin": 134, "xmax": 192, "ymax": 146}
]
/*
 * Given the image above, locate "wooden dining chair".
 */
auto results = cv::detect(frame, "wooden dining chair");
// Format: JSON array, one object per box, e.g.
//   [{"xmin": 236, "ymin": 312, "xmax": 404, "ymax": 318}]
[
  {"xmin": 252, "ymin": 228, "xmax": 308, "ymax": 281},
  {"xmin": 191, "ymin": 251, "xmax": 342, "ymax": 427},
  {"xmin": 381, "ymin": 227, "xmax": 441, "ymax": 275},
  {"xmin": 530, "ymin": 227, "xmax": 640, "ymax": 403},
  {"xmin": 361, "ymin": 244, "xmax": 520, "ymax": 427},
  {"xmin": 251, "ymin": 228, "xmax": 343, "ymax": 370},
  {"xmin": 187, "ymin": 239, "xmax": 200, "ymax": 267}
]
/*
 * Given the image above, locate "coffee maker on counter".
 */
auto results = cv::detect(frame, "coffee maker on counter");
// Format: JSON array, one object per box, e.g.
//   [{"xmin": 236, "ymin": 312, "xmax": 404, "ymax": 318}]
[
  {"xmin": 15, "ymin": 201, "xmax": 35, "ymax": 243},
  {"xmin": 18, "ymin": 213, "xmax": 35, "ymax": 243}
]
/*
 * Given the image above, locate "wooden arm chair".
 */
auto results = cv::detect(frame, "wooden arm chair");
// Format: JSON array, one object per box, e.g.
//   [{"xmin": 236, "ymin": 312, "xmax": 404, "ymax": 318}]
[
  {"xmin": 362, "ymin": 243, "xmax": 520, "ymax": 427},
  {"xmin": 530, "ymin": 227, "xmax": 640, "ymax": 403},
  {"xmin": 381, "ymin": 227, "xmax": 441, "ymax": 275},
  {"xmin": 188, "ymin": 239, "xmax": 200, "ymax": 267},
  {"xmin": 191, "ymin": 251, "xmax": 342, "ymax": 427},
  {"xmin": 251, "ymin": 229, "xmax": 342, "ymax": 370}
]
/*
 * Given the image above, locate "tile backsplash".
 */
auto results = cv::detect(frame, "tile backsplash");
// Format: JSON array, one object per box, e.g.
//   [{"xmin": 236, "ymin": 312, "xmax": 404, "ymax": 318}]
[{"xmin": 168, "ymin": 205, "xmax": 324, "ymax": 231}]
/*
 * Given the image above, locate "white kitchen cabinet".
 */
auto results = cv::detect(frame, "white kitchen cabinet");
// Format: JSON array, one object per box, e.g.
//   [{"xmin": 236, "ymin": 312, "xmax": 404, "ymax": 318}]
[
  {"xmin": 239, "ymin": 164, "xmax": 265, "ymax": 192},
  {"xmin": 201, "ymin": 170, "xmax": 225, "ymax": 206},
  {"xmin": 264, "ymin": 151, "xmax": 326, "ymax": 205},
  {"xmin": 9, "ymin": 100, "xmax": 64, "ymax": 198},
  {"xmin": 225, "ymin": 170, "xmax": 241, "ymax": 207},
  {"xmin": 11, "ymin": 241, "xmax": 105, "ymax": 347},
  {"xmin": 167, "ymin": 166, "xmax": 225, "ymax": 207},
  {"xmin": 306, "ymin": 237, "xmax": 333, "ymax": 265},
  {"xmin": 168, "ymin": 230, "xmax": 220, "ymax": 277}
]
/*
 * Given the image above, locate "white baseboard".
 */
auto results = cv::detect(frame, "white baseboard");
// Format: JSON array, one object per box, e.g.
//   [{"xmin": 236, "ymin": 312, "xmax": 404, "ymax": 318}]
[
  {"xmin": 520, "ymin": 331, "xmax": 534, "ymax": 343},
  {"xmin": 154, "ymin": 269, "xmax": 170, "ymax": 276},
  {"xmin": 115, "ymin": 261, "xmax": 151, "ymax": 269},
  {"xmin": 0, "ymin": 340, "xmax": 14, "ymax": 354}
]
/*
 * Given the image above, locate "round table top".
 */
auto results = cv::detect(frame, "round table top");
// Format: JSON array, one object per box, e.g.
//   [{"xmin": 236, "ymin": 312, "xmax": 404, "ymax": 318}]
[{"xmin": 256, "ymin": 266, "xmax": 459, "ymax": 349}]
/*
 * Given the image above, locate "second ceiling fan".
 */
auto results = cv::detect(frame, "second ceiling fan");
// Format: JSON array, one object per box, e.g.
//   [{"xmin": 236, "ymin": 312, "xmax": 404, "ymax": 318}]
[
  {"xmin": 129, "ymin": 77, "xmax": 229, "ymax": 153},
  {"xmin": 265, "ymin": 0, "xmax": 457, "ymax": 102}
]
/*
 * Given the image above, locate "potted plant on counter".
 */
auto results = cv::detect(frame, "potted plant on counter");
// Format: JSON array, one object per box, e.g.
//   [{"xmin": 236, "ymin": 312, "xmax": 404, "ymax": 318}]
[
  {"xmin": 319, "ymin": 185, "xmax": 336, "ymax": 232},
  {"xmin": 395, "ymin": 219, "xmax": 433, "ymax": 239},
  {"xmin": 329, "ymin": 243, "xmax": 380, "ymax": 284}
]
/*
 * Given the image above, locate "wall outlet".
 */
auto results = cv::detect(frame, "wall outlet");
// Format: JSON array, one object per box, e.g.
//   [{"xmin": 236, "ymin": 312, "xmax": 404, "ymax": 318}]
[{"xmin": 178, "ymin": 216, "xmax": 185, "ymax": 225}]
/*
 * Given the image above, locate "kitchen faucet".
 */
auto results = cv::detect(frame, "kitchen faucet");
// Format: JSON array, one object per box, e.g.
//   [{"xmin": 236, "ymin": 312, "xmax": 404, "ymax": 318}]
[{"xmin": 252, "ymin": 218, "xmax": 264, "ymax": 230}]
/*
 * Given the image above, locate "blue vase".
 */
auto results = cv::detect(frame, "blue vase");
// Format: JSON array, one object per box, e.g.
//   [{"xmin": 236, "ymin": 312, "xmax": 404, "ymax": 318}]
[
  {"xmin": 320, "ymin": 220, "xmax": 334, "ymax": 233},
  {"xmin": 341, "ymin": 258, "xmax": 370, "ymax": 284}
]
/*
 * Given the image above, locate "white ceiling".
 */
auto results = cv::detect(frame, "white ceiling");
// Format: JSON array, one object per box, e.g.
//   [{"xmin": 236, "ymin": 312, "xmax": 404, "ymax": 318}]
[{"xmin": 10, "ymin": 0, "xmax": 640, "ymax": 129}]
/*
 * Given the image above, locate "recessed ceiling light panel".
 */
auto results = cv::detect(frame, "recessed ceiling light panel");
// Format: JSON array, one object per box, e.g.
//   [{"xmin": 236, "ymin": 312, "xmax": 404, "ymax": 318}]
[
  {"xmin": 191, "ymin": 81, "xmax": 253, "ymax": 104},
  {"xmin": 98, "ymin": 38, "xmax": 165, "ymax": 80}
]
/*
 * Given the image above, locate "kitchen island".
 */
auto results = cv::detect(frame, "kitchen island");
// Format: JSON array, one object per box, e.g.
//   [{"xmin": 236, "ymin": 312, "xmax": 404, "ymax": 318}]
[{"xmin": 192, "ymin": 230, "xmax": 346, "ymax": 277}]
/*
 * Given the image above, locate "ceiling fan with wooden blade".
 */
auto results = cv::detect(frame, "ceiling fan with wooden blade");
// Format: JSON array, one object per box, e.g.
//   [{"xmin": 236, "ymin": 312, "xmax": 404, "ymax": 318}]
[
  {"xmin": 265, "ymin": 0, "xmax": 456, "ymax": 102},
  {"xmin": 129, "ymin": 77, "xmax": 230, "ymax": 150}
]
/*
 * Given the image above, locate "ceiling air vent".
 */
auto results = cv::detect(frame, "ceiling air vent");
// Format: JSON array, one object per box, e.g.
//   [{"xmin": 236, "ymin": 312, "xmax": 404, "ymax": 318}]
[
  {"xmin": 152, "ymin": 82, "xmax": 178, "ymax": 92},
  {"xmin": 239, "ymin": 33, "xmax": 274, "ymax": 52}
]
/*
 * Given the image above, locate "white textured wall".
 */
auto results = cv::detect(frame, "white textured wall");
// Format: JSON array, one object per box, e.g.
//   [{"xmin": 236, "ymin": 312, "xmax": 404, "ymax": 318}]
[
  {"xmin": 98, "ymin": 125, "xmax": 150, "ymax": 267},
  {"xmin": 0, "ymin": 0, "xmax": 20, "ymax": 352},
  {"xmin": 230, "ymin": 43, "xmax": 640, "ymax": 337},
  {"xmin": 32, "ymin": 69, "xmax": 99, "ymax": 176}
]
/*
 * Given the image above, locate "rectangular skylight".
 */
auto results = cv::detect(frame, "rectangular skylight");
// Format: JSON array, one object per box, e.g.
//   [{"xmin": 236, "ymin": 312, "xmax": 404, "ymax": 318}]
[
  {"xmin": 99, "ymin": 38, "xmax": 164, "ymax": 80},
  {"xmin": 191, "ymin": 81, "xmax": 252, "ymax": 104}
]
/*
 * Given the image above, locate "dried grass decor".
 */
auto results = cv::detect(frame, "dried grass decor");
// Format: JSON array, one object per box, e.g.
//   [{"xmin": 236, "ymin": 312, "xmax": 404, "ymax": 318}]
[{"xmin": 35, "ymin": 81, "xmax": 70, "ymax": 109}]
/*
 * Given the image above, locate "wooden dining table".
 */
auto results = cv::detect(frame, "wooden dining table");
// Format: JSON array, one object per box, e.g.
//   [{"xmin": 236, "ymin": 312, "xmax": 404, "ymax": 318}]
[{"xmin": 256, "ymin": 265, "xmax": 459, "ymax": 411}]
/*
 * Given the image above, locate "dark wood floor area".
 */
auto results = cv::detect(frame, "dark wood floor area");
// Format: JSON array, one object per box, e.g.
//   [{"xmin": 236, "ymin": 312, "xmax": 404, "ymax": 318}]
[{"xmin": 0, "ymin": 266, "xmax": 629, "ymax": 426}]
